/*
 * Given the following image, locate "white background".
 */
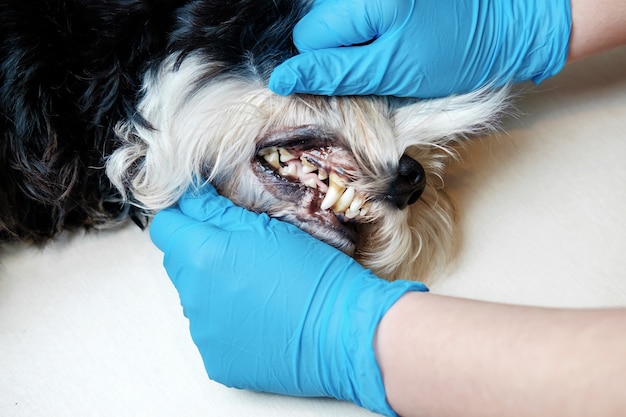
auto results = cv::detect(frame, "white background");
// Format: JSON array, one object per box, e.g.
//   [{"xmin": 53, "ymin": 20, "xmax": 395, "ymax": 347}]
[{"xmin": 2, "ymin": 47, "xmax": 626, "ymax": 417}]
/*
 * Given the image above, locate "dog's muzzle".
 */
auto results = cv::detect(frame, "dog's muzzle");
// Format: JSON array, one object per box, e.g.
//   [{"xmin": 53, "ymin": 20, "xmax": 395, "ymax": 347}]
[{"xmin": 387, "ymin": 155, "xmax": 427, "ymax": 210}]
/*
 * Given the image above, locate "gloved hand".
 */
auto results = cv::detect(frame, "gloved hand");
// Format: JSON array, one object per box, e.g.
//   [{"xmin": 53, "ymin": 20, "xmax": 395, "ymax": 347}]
[
  {"xmin": 150, "ymin": 184, "xmax": 428, "ymax": 417},
  {"xmin": 269, "ymin": 0, "xmax": 572, "ymax": 98}
]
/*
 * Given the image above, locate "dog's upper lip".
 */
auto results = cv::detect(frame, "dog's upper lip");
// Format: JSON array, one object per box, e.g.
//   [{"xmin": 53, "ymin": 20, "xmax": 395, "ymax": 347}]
[{"xmin": 254, "ymin": 126, "xmax": 336, "ymax": 153}]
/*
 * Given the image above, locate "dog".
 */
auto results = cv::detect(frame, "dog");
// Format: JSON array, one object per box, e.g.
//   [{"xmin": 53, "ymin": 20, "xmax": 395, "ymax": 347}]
[{"xmin": 1, "ymin": 0, "xmax": 508, "ymax": 282}]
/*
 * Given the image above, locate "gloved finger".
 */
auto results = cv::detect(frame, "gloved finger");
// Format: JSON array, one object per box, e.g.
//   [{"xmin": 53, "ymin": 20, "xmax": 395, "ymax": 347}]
[
  {"xmin": 293, "ymin": 0, "xmax": 379, "ymax": 52},
  {"xmin": 177, "ymin": 186, "xmax": 268, "ymax": 231},
  {"xmin": 150, "ymin": 206, "xmax": 217, "ymax": 253},
  {"xmin": 150, "ymin": 207, "xmax": 232, "ymax": 287},
  {"xmin": 269, "ymin": 46, "xmax": 382, "ymax": 96}
]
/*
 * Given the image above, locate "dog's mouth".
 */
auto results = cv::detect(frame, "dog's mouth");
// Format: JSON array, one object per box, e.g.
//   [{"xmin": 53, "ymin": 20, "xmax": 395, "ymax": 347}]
[{"xmin": 252, "ymin": 126, "xmax": 371, "ymax": 254}]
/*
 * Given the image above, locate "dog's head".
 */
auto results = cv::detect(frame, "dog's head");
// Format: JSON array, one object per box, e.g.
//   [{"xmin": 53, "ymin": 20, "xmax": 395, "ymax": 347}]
[
  {"xmin": 108, "ymin": 54, "xmax": 507, "ymax": 282},
  {"xmin": 106, "ymin": 0, "xmax": 508, "ymax": 282}
]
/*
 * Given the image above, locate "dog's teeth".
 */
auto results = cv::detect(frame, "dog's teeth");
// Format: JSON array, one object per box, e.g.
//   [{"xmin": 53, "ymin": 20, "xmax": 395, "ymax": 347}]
[
  {"xmin": 321, "ymin": 173, "xmax": 346, "ymax": 210},
  {"xmin": 346, "ymin": 195, "xmax": 368, "ymax": 219},
  {"xmin": 279, "ymin": 148, "xmax": 297, "ymax": 162},
  {"xmin": 301, "ymin": 157, "xmax": 317, "ymax": 174},
  {"xmin": 345, "ymin": 208, "xmax": 360, "ymax": 219},
  {"xmin": 332, "ymin": 186, "xmax": 355, "ymax": 213},
  {"xmin": 302, "ymin": 177, "xmax": 318, "ymax": 189},
  {"xmin": 258, "ymin": 146, "xmax": 276, "ymax": 156},
  {"xmin": 318, "ymin": 169, "xmax": 328, "ymax": 181},
  {"xmin": 279, "ymin": 162, "xmax": 298, "ymax": 178},
  {"xmin": 349, "ymin": 193, "xmax": 365, "ymax": 212},
  {"xmin": 330, "ymin": 172, "xmax": 345, "ymax": 186},
  {"xmin": 263, "ymin": 151, "xmax": 281, "ymax": 170},
  {"xmin": 258, "ymin": 147, "xmax": 281, "ymax": 170},
  {"xmin": 321, "ymin": 187, "xmax": 342, "ymax": 210}
]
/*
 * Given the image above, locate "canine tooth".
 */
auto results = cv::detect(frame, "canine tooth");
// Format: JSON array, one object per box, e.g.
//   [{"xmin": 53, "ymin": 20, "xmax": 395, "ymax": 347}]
[
  {"xmin": 332, "ymin": 186, "xmax": 355, "ymax": 213},
  {"xmin": 301, "ymin": 157, "xmax": 317, "ymax": 174},
  {"xmin": 279, "ymin": 148, "xmax": 297, "ymax": 162},
  {"xmin": 318, "ymin": 169, "xmax": 328, "ymax": 181},
  {"xmin": 321, "ymin": 187, "xmax": 342, "ymax": 211},
  {"xmin": 329, "ymin": 172, "xmax": 345, "ymax": 187},
  {"xmin": 321, "ymin": 173, "xmax": 346, "ymax": 210}
]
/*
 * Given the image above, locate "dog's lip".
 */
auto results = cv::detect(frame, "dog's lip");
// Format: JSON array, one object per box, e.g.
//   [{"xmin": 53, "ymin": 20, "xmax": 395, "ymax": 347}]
[{"xmin": 254, "ymin": 126, "xmax": 336, "ymax": 153}]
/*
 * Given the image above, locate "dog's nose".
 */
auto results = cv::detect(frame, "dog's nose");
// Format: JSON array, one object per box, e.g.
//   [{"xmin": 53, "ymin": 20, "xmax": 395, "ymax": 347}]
[{"xmin": 387, "ymin": 154, "xmax": 426, "ymax": 209}]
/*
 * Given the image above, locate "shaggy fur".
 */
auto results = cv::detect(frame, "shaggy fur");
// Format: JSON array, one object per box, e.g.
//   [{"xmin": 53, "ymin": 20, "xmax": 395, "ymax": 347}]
[
  {"xmin": 0, "ymin": 0, "xmax": 181, "ymax": 242},
  {"xmin": 1, "ymin": 0, "xmax": 508, "ymax": 282}
]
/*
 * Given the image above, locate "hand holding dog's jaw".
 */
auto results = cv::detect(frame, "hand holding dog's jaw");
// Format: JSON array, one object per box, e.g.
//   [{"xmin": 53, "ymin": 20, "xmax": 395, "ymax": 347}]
[{"xmin": 150, "ymin": 184, "xmax": 428, "ymax": 416}]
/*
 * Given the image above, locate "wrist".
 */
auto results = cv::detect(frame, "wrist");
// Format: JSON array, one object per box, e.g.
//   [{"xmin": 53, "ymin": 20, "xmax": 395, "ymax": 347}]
[
  {"xmin": 567, "ymin": 0, "xmax": 626, "ymax": 63},
  {"xmin": 374, "ymin": 291, "xmax": 433, "ymax": 417},
  {"xmin": 326, "ymin": 272, "xmax": 427, "ymax": 416},
  {"xmin": 496, "ymin": 0, "xmax": 572, "ymax": 85}
]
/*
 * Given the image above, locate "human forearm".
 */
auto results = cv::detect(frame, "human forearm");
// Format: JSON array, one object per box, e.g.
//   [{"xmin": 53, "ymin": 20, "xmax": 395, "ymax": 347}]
[
  {"xmin": 375, "ymin": 292, "xmax": 626, "ymax": 417},
  {"xmin": 568, "ymin": 0, "xmax": 626, "ymax": 62}
]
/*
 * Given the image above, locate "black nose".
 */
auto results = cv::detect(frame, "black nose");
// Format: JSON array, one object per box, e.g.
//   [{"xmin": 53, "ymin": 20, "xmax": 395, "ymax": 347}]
[{"xmin": 387, "ymin": 154, "xmax": 426, "ymax": 210}]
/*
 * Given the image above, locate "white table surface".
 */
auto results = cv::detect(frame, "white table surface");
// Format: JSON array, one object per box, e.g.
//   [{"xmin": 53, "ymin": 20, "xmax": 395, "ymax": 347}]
[{"xmin": 2, "ymin": 47, "xmax": 626, "ymax": 417}]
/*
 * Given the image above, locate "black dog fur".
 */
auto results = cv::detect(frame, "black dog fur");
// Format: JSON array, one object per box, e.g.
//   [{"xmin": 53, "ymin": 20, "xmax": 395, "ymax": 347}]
[{"xmin": 0, "ymin": 0, "xmax": 303, "ymax": 243}]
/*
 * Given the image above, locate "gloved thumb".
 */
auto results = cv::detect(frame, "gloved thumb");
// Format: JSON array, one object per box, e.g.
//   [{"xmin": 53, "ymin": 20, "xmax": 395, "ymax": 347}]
[{"xmin": 177, "ymin": 184, "xmax": 271, "ymax": 231}]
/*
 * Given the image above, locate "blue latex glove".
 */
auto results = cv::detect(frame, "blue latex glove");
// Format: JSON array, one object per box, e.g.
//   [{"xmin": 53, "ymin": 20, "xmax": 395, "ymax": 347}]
[
  {"xmin": 150, "ymin": 185, "xmax": 428, "ymax": 417},
  {"xmin": 269, "ymin": 0, "xmax": 572, "ymax": 98}
]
